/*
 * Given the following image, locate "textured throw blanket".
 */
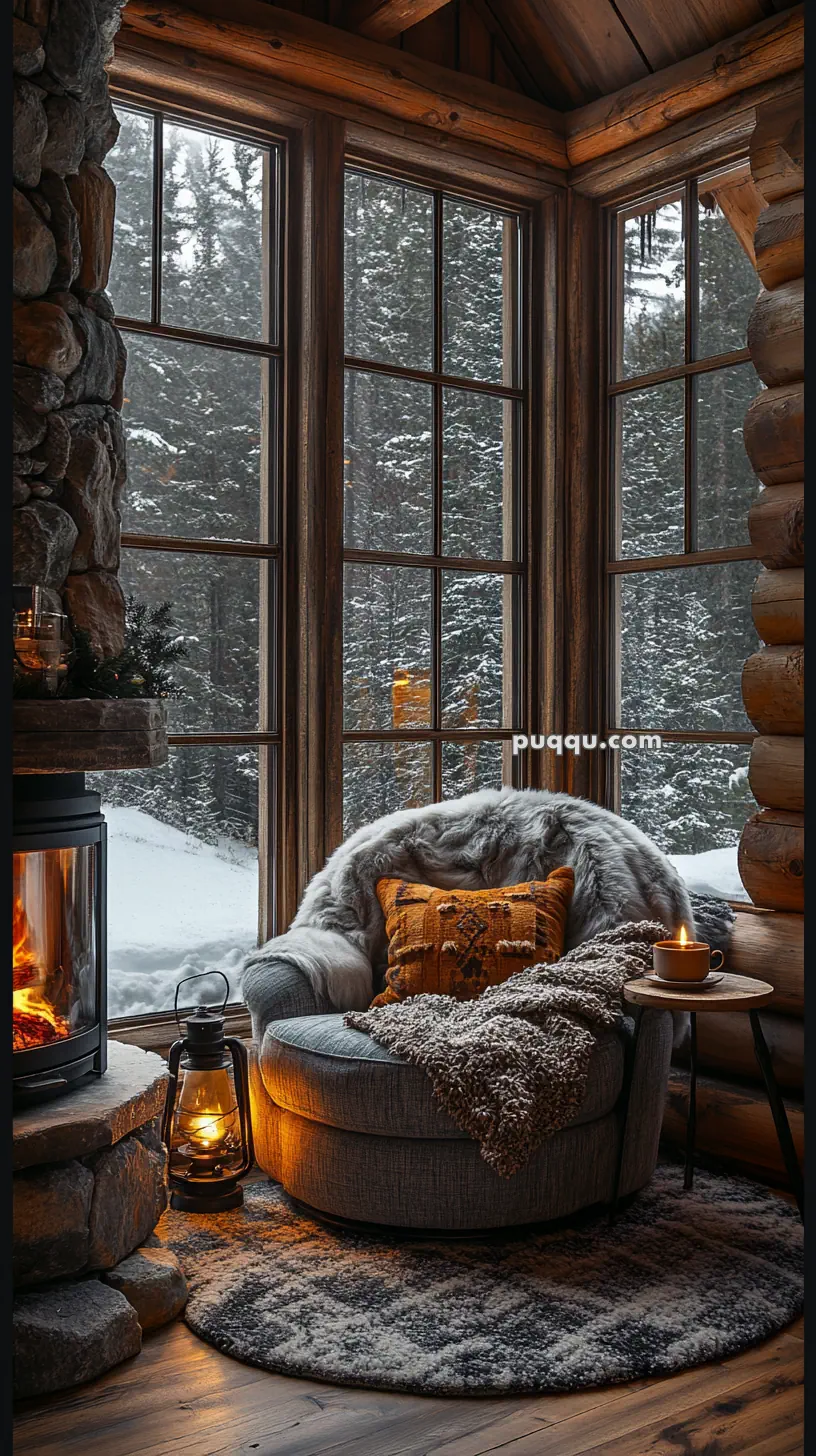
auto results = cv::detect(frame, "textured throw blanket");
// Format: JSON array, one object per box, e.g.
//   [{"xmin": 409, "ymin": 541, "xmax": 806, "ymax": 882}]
[{"xmin": 346, "ymin": 920, "xmax": 670, "ymax": 1178}]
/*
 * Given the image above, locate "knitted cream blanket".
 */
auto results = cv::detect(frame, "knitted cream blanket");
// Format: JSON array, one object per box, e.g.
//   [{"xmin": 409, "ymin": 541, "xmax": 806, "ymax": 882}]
[{"xmin": 345, "ymin": 920, "xmax": 668, "ymax": 1178}]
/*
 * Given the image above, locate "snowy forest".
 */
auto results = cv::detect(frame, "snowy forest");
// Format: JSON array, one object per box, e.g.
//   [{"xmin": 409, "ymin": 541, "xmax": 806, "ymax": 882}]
[
  {"xmin": 94, "ymin": 113, "xmax": 762, "ymax": 1012},
  {"xmin": 342, "ymin": 171, "xmax": 518, "ymax": 834},
  {"xmin": 615, "ymin": 190, "xmax": 761, "ymax": 852}
]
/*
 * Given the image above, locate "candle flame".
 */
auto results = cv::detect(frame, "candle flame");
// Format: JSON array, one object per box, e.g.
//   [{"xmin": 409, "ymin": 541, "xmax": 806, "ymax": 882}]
[{"xmin": 679, "ymin": 924, "xmax": 688, "ymax": 947}]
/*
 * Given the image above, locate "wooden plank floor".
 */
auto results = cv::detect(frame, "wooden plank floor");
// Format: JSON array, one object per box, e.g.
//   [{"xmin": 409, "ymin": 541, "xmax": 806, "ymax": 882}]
[{"xmin": 13, "ymin": 1310, "xmax": 803, "ymax": 1455}]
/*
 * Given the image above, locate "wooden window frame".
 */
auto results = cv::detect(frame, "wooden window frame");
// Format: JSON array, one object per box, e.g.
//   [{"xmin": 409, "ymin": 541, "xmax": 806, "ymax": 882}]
[
  {"xmin": 602, "ymin": 159, "xmax": 760, "ymax": 816},
  {"xmin": 105, "ymin": 72, "xmax": 561, "ymax": 1042},
  {"xmin": 106, "ymin": 93, "xmax": 298, "ymax": 1035},
  {"xmin": 337, "ymin": 161, "xmax": 532, "ymax": 830}
]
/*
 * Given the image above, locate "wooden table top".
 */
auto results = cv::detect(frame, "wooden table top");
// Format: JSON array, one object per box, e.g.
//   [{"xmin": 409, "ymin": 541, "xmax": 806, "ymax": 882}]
[{"xmin": 624, "ymin": 972, "xmax": 775, "ymax": 1013}]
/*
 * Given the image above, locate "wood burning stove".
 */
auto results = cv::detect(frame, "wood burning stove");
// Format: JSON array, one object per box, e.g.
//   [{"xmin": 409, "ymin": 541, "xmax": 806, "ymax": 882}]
[{"xmin": 13, "ymin": 774, "xmax": 107, "ymax": 1104}]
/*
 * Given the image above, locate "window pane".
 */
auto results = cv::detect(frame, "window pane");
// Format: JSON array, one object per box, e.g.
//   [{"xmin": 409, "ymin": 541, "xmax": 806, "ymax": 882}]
[
  {"xmin": 441, "ymin": 571, "xmax": 511, "ymax": 728},
  {"xmin": 443, "ymin": 201, "xmax": 517, "ymax": 384},
  {"xmin": 619, "ymin": 198, "xmax": 685, "ymax": 380},
  {"xmin": 616, "ymin": 379, "xmax": 684, "ymax": 559},
  {"xmin": 698, "ymin": 186, "xmax": 760, "ymax": 360},
  {"xmin": 120, "ymin": 549, "xmax": 263, "ymax": 733},
  {"xmin": 443, "ymin": 391, "xmax": 515, "ymax": 560},
  {"xmin": 617, "ymin": 561, "xmax": 758, "ymax": 733},
  {"xmin": 442, "ymin": 740, "xmax": 506, "ymax": 798},
  {"xmin": 90, "ymin": 745, "xmax": 260, "ymax": 1017},
  {"xmin": 343, "ymin": 741, "xmax": 432, "ymax": 838},
  {"xmin": 620, "ymin": 741, "xmax": 754, "ymax": 873},
  {"xmin": 344, "ymin": 171, "xmax": 433, "ymax": 370},
  {"xmin": 161, "ymin": 122, "xmax": 271, "ymax": 342},
  {"xmin": 343, "ymin": 565, "xmax": 432, "ymax": 731},
  {"xmin": 343, "ymin": 371, "xmax": 432, "ymax": 553},
  {"xmin": 107, "ymin": 106, "xmax": 153, "ymax": 322},
  {"xmin": 696, "ymin": 365, "xmax": 760, "ymax": 550},
  {"xmin": 121, "ymin": 335, "xmax": 271, "ymax": 543}
]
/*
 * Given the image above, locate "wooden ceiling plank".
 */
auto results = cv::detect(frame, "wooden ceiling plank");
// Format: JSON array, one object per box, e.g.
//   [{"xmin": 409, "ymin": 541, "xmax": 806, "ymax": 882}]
[
  {"xmin": 121, "ymin": 0, "xmax": 568, "ymax": 167},
  {"xmin": 342, "ymin": 0, "xmax": 454, "ymax": 44},
  {"xmin": 465, "ymin": 0, "xmax": 552, "ymax": 104},
  {"xmin": 513, "ymin": 0, "xmax": 652, "ymax": 101},
  {"xmin": 566, "ymin": 4, "xmax": 803, "ymax": 166},
  {"xmin": 475, "ymin": 0, "xmax": 587, "ymax": 109},
  {"xmin": 612, "ymin": 0, "xmax": 711, "ymax": 70}
]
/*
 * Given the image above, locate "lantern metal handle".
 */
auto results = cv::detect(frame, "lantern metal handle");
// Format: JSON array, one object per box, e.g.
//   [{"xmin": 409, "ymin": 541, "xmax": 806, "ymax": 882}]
[{"xmin": 173, "ymin": 969, "xmax": 231, "ymax": 1038}]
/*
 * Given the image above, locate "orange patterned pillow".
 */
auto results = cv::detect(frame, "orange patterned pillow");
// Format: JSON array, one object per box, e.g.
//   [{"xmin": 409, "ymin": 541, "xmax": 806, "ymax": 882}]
[{"xmin": 371, "ymin": 869, "xmax": 574, "ymax": 1008}]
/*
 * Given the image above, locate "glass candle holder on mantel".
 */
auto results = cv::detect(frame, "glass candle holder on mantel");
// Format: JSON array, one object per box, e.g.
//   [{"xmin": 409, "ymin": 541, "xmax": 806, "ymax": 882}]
[{"xmin": 13, "ymin": 585, "xmax": 68, "ymax": 696}]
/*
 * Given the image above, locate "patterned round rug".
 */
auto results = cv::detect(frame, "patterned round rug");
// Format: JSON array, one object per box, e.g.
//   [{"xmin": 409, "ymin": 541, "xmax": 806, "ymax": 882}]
[{"xmin": 159, "ymin": 1167, "xmax": 803, "ymax": 1397}]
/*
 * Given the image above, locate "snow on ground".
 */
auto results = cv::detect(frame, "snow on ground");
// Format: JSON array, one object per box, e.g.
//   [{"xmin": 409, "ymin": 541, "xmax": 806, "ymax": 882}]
[
  {"xmin": 104, "ymin": 806, "xmax": 258, "ymax": 1018},
  {"xmin": 668, "ymin": 846, "xmax": 748, "ymax": 903},
  {"xmin": 105, "ymin": 807, "xmax": 746, "ymax": 1019}
]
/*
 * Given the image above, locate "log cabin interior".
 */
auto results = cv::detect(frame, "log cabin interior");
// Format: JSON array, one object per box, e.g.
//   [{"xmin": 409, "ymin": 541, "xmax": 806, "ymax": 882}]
[{"xmin": 11, "ymin": 0, "xmax": 805, "ymax": 1451}]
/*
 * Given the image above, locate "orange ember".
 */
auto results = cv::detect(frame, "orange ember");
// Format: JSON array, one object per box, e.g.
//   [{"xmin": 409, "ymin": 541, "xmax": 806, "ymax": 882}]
[{"xmin": 12, "ymin": 894, "xmax": 69, "ymax": 1052}]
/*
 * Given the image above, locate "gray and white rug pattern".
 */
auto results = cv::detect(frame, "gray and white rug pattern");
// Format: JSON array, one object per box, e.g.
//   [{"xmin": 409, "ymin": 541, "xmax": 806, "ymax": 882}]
[{"xmin": 159, "ymin": 1167, "xmax": 803, "ymax": 1396}]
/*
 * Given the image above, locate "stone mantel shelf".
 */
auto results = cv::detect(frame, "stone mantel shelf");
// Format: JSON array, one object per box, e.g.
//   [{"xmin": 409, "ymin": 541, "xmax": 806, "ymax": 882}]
[{"xmin": 13, "ymin": 696, "xmax": 168, "ymax": 773}]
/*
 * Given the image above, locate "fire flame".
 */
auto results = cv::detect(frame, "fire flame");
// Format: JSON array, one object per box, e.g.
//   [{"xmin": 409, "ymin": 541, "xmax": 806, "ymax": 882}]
[
  {"xmin": 678, "ymin": 924, "xmax": 689, "ymax": 947},
  {"xmin": 12, "ymin": 893, "xmax": 69, "ymax": 1052}
]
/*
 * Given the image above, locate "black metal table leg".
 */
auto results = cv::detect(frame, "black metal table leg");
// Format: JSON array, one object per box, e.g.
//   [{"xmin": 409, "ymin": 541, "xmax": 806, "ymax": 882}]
[
  {"xmin": 609, "ymin": 1004, "xmax": 644, "ymax": 1223},
  {"xmin": 684, "ymin": 1011, "xmax": 697, "ymax": 1191},
  {"xmin": 749, "ymin": 1009, "xmax": 804, "ymax": 1220}
]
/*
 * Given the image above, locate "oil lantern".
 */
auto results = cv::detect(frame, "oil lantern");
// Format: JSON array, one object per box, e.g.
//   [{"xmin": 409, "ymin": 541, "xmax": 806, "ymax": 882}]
[{"xmin": 162, "ymin": 972, "xmax": 254, "ymax": 1213}]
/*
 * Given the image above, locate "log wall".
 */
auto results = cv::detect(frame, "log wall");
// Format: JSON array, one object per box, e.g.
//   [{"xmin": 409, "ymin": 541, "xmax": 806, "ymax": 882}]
[
  {"xmin": 741, "ymin": 88, "xmax": 804, "ymax": 916},
  {"xmin": 663, "ymin": 91, "xmax": 804, "ymax": 1189}
]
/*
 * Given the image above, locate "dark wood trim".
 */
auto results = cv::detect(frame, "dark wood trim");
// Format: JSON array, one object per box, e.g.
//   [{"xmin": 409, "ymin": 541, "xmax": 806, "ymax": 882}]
[
  {"xmin": 167, "ymin": 733, "xmax": 281, "ymax": 745},
  {"xmin": 111, "ymin": 1005, "xmax": 252, "ymax": 1056},
  {"xmin": 608, "ymin": 347, "xmax": 752, "ymax": 395},
  {"xmin": 120, "ymin": 0, "xmax": 568, "ymax": 169},
  {"xmin": 608, "ymin": 545, "xmax": 758, "ymax": 574},
  {"xmin": 296, "ymin": 113, "xmax": 346, "ymax": 874},
  {"xmin": 562, "ymin": 190, "xmax": 603, "ymax": 802},
  {"xmin": 566, "ymin": 6, "xmax": 803, "ymax": 168},
  {"xmin": 342, "ymin": 0, "xmax": 454, "ymax": 44},
  {"xmin": 342, "ymin": 728, "xmax": 520, "ymax": 741},
  {"xmin": 121, "ymin": 533, "xmax": 280, "ymax": 557},
  {"xmin": 117, "ymin": 316, "xmax": 283, "ymax": 358},
  {"xmin": 344, "ymin": 352, "xmax": 524, "ymax": 399},
  {"xmin": 343, "ymin": 123, "xmax": 562, "ymax": 203},
  {"xmin": 343, "ymin": 547, "xmax": 521, "ymax": 573}
]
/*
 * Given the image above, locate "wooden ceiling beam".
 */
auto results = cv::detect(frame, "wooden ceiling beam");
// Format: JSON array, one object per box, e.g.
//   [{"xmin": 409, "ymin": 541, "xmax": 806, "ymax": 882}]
[
  {"xmin": 121, "ymin": 0, "xmax": 568, "ymax": 168},
  {"xmin": 342, "ymin": 0, "xmax": 454, "ymax": 44},
  {"xmin": 566, "ymin": 5, "xmax": 803, "ymax": 166}
]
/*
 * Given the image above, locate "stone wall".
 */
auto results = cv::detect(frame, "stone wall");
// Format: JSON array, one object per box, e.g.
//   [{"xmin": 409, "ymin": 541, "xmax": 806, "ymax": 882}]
[{"xmin": 13, "ymin": 0, "xmax": 129, "ymax": 660}]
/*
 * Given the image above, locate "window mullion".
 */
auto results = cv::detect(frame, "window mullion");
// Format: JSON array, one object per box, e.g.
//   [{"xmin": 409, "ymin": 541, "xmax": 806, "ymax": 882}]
[
  {"xmin": 151, "ymin": 111, "xmax": 163, "ymax": 327},
  {"xmin": 684, "ymin": 178, "xmax": 699, "ymax": 554}
]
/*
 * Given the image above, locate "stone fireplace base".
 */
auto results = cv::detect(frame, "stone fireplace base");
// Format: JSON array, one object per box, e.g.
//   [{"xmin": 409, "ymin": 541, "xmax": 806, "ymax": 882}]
[{"xmin": 13, "ymin": 1040, "xmax": 188, "ymax": 1399}]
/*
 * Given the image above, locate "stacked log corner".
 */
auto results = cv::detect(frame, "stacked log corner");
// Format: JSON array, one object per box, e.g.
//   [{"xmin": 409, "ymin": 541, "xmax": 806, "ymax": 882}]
[
  {"xmin": 664, "ymin": 90, "xmax": 805, "ymax": 1190},
  {"xmin": 740, "ymin": 89, "xmax": 804, "ymax": 915}
]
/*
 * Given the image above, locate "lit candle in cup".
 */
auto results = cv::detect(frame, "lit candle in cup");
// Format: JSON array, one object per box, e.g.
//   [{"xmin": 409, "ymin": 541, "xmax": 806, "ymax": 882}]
[{"xmin": 653, "ymin": 924, "xmax": 724, "ymax": 983}]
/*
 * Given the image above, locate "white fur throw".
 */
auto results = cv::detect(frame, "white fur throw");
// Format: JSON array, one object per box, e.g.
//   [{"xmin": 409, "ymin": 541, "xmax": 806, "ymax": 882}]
[
  {"xmin": 346, "ymin": 920, "xmax": 667, "ymax": 1177},
  {"xmin": 243, "ymin": 789, "xmax": 710, "ymax": 1016}
]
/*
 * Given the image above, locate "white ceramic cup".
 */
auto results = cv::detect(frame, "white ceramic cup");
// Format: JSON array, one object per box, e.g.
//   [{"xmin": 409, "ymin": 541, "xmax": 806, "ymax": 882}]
[{"xmin": 653, "ymin": 940, "xmax": 725, "ymax": 982}]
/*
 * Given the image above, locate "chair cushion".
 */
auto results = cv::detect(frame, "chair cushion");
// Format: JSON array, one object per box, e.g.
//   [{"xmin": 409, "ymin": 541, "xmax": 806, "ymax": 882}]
[
  {"xmin": 371, "ymin": 870, "xmax": 574, "ymax": 1007},
  {"xmin": 259, "ymin": 1013, "xmax": 624, "ymax": 1141}
]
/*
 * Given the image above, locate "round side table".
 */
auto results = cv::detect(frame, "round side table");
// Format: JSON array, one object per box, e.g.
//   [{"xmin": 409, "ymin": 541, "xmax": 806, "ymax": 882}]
[{"xmin": 615, "ymin": 973, "xmax": 803, "ymax": 1220}]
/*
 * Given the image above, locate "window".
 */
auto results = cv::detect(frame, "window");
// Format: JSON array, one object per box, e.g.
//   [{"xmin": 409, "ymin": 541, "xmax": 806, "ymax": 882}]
[
  {"xmin": 607, "ymin": 166, "xmax": 762, "ymax": 896},
  {"xmin": 91, "ymin": 105, "xmax": 283, "ymax": 1018},
  {"xmin": 341, "ymin": 168, "xmax": 526, "ymax": 836}
]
